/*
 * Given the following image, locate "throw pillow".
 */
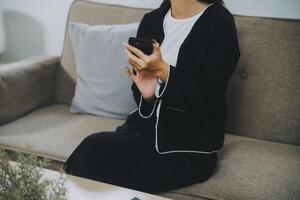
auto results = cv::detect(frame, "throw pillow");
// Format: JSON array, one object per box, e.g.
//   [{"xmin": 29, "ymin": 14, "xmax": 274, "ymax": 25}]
[{"xmin": 68, "ymin": 22, "xmax": 139, "ymax": 119}]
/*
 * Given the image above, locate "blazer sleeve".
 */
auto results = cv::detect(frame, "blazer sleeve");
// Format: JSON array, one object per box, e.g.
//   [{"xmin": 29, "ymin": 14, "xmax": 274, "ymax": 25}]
[
  {"xmin": 155, "ymin": 22, "xmax": 240, "ymax": 115},
  {"xmin": 131, "ymin": 13, "xmax": 159, "ymax": 118}
]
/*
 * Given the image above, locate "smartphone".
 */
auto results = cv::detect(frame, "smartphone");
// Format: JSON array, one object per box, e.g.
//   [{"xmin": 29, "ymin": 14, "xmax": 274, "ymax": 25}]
[{"xmin": 128, "ymin": 37, "xmax": 154, "ymax": 56}]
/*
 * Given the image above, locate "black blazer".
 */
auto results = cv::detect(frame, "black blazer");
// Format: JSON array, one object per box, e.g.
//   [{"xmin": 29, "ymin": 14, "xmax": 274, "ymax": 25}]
[{"xmin": 125, "ymin": 1, "xmax": 240, "ymax": 154}]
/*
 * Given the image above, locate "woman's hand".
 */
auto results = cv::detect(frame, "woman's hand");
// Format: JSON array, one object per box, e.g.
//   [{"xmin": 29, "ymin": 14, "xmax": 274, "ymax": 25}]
[
  {"xmin": 123, "ymin": 40, "xmax": 170, "ymax": 82},
  {"xmin": 125, "ymin": 66, "xmax": 157, "ymax": 101}
]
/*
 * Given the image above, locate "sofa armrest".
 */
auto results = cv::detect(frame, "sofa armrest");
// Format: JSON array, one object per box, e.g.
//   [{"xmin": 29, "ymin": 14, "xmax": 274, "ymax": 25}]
[{"xmin": 0, "ymin": 55, "xmax": 59, "ymax": 126}]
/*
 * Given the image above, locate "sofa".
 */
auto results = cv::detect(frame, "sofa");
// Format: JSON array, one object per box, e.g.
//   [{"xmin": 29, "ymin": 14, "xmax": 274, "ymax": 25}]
[{"xmin": 0, "ymin": 1, "xmax": 299, "ymax": 199}]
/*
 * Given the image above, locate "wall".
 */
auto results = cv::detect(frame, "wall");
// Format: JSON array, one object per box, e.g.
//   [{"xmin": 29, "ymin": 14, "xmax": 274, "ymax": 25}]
[
  {"xmin": 0, "ymin": 0, "xmax": 299, "ymax": 63},
  {"xmin": 225, "ymin": 0, "xmax": 300, "ymax": 20},
  {"xmin": 0, "ymin": 0, "xmax": 74, "ymax": 62}
]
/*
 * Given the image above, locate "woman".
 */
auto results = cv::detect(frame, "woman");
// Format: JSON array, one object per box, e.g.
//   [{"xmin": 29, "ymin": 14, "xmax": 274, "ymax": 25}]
[{"xmin": 63, "ymin": 0, "xmax": 240, "ymax": 194}]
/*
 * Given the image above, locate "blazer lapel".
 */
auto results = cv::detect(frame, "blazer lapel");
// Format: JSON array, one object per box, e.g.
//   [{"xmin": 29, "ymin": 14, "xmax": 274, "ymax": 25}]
[
  {"xmin": 151, "ymin": 1, "xmax": 217, "ymax": 70},
  {"xmin": 151, "ymin": 2, "xmax": 170, "ymax": 45}
]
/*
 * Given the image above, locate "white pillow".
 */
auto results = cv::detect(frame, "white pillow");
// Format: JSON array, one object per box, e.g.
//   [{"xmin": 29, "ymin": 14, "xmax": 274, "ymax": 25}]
[{"xmin": 68, "ymin": 22, "xmax": 139, "ymax": 119}]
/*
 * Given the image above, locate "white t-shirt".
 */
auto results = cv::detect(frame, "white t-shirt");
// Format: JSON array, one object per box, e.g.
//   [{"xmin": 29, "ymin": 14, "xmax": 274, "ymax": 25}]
[{"xmin": 155, "ymin": 3, "xmax": 213, "ymax": 97}]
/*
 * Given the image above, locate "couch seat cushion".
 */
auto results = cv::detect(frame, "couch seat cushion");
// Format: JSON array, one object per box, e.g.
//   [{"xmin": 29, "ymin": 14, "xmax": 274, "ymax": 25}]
[
  {"xmin": 0, "ymin": 104, "xmax": 125, "ymax": 161},
  {"xmin": 161, "ymin": 134, "xmax": 300, "ymax": 200},
  {"xmin": 0, "ymin": 104, "xmax": 299, "ymax": 200}
]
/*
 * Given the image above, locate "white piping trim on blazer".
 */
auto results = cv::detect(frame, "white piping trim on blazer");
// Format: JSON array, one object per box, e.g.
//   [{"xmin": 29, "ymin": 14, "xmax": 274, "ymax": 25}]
[
  {"xmin": 165, "ymin": 106, "xmax": 184, "ymax": 112},
  {"xmin": 138, "ymin": 94, "xmax": 159, "ymax": 118},
  {"xmin": 155, "ymin": 78, "xmax": 162, "ymax": 98},
  {"xmin": 129, "ymin": 107, "xmax": 138, "ymax": 115},
  {"xmin": 155, "ymin": 64, "xmax": 171, "ymax": 98},
  {"xmin": 155, "ymin": 99, "xmax": 221, "ymax": 154}
]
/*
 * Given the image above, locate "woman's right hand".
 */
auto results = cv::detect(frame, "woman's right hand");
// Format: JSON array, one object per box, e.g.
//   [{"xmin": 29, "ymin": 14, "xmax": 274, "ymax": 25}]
[{"xmin": 125, "ymin": 66, "xmax": 157, "ymax": 101}]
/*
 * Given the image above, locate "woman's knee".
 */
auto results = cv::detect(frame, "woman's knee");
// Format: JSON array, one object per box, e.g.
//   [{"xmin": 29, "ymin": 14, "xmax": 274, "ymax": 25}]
[
  {"xmin": 79, "ymin": 131, "xmax": 110, "ymax": 147},
  {"xmin": 64, "ymin": 134, "xmax": 100, "ymax": 168}
]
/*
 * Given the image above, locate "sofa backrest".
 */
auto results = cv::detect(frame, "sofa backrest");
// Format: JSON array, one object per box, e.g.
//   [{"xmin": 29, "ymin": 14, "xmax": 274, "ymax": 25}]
[
  {"xmin": 55, "ymin": 0, "xmax": 300, "ymax": 146},
  {"xmin": 225, "ymin": 16, "xmax": 300, "ymax": 146}
]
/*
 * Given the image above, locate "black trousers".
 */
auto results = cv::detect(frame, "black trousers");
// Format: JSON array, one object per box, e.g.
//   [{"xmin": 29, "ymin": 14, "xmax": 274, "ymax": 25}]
[{"xmin": 63, "ymin": 115, "xmax": 218, "ymax": 194}]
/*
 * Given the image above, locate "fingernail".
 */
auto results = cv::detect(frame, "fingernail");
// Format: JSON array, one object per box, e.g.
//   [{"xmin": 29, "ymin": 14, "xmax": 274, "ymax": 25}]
[{"xmin": 123, "ymin": 42, "xmax": 128, "ymax": 46}]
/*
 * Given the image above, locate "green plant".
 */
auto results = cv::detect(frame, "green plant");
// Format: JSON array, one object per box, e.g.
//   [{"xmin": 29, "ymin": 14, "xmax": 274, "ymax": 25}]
[{"xmin": 0, "ymin": 147, "xmax": 67, "ymax": 200}]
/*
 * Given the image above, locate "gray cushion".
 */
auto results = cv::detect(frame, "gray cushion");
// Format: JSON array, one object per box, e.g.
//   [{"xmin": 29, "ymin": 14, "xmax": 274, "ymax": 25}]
[
  {"xmin": 68, "ymin": 22, "xmax": 139, "ymax": 119},
  {"xmin": 55, "ymin": 1, "xmax": 150, "ymax": 104}
]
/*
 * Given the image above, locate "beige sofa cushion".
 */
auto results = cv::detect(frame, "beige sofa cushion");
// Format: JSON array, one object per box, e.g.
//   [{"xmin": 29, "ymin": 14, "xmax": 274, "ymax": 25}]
[
  {"xmin": 0, "ymin": 104, "xmax": 125, "ymax": 161},
  {"xmin": 165, "ymin": 134, "xmax": 300, "ymax": 200},
  {"xmin": 0, "ymin": 104, "xmax": 299, "ymax": 200}
]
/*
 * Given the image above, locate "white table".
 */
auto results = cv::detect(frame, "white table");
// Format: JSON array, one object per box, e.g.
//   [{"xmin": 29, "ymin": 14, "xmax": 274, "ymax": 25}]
[{"xmin": 9, "ymin": 161, "xmax": 172, "ymax": 200}]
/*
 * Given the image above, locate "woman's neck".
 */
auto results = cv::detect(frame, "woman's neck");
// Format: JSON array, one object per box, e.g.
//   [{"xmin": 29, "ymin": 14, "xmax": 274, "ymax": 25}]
[{"xmin": 170, "ymin": 0, "xmax": 209, "ymax": 19}]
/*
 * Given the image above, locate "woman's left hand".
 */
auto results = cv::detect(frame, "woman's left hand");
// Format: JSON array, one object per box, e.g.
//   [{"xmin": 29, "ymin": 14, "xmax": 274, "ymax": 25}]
[{"xmin": 123, "ymin": 39, "xmax": 169, "ymax": 82}]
